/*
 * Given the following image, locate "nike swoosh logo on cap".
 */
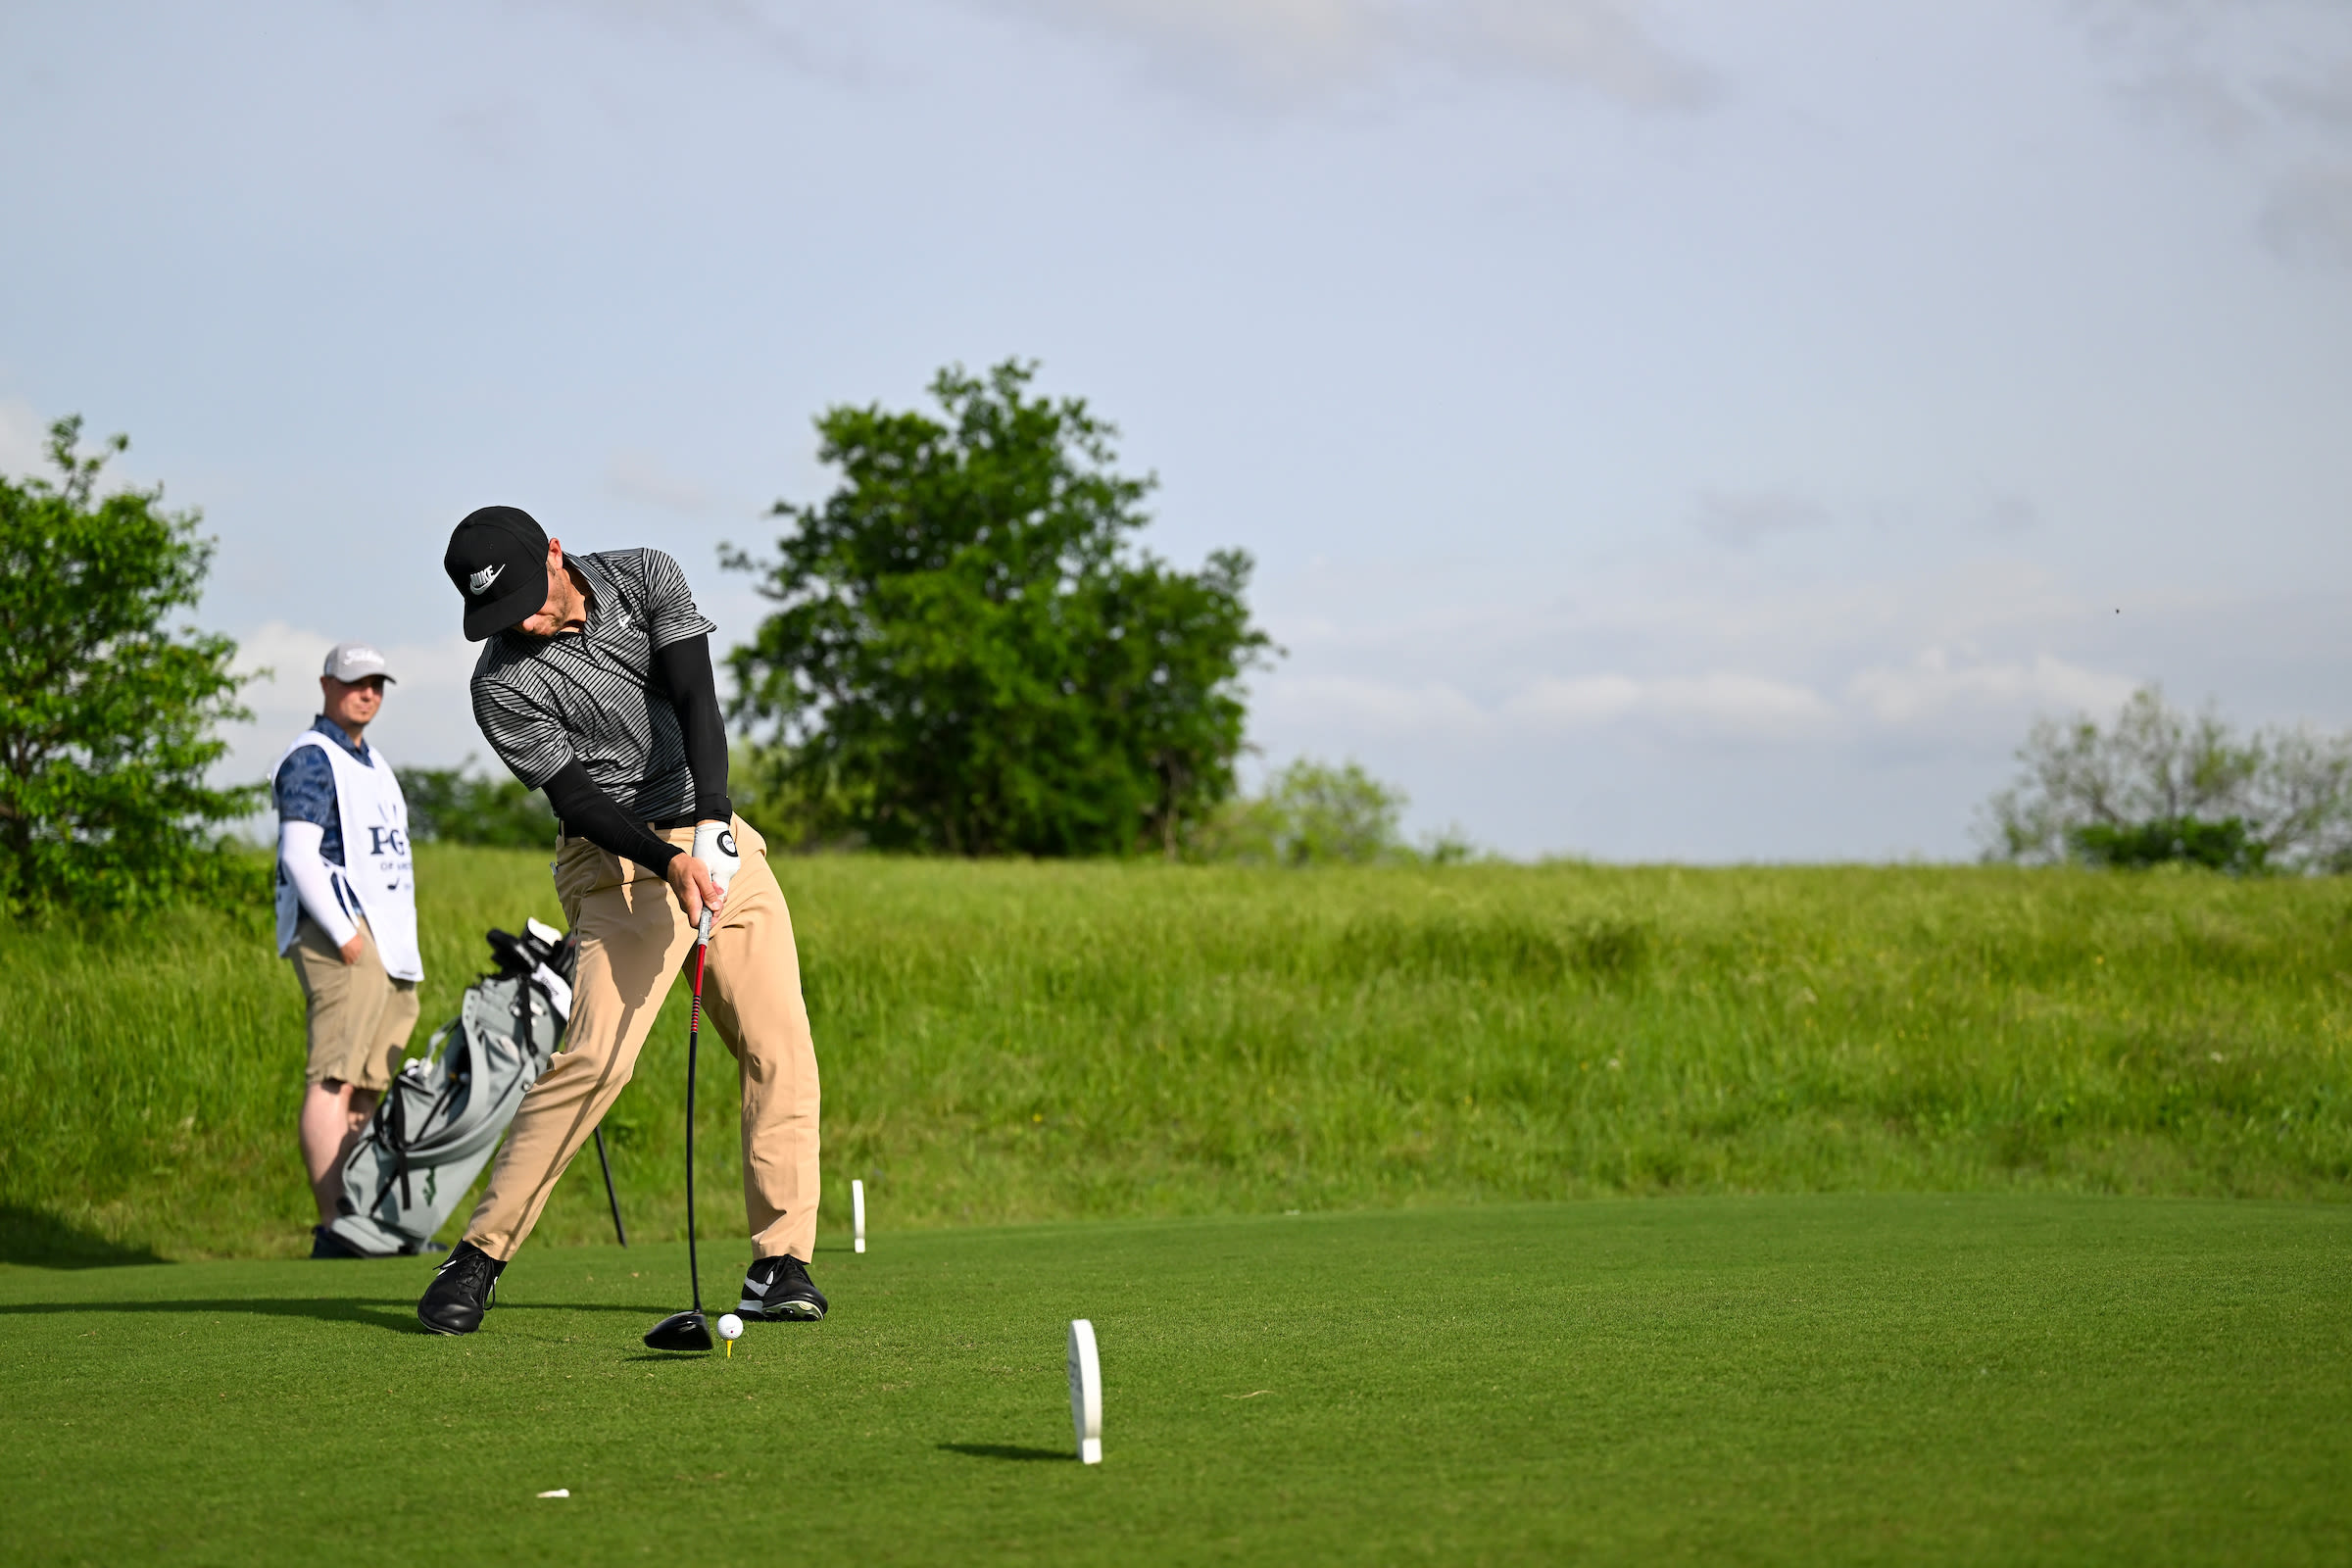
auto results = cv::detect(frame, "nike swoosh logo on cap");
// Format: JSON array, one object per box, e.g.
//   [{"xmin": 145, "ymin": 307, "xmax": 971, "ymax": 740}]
[{"xmin": 468, "ymin": 564, "xmax": 505, "ymax": 595}]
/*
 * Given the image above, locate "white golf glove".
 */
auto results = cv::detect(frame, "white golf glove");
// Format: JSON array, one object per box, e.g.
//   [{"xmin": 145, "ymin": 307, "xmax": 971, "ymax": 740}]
[{"xmin": 691, "ymin": 819, "xmax": 740, "ymax": 893}]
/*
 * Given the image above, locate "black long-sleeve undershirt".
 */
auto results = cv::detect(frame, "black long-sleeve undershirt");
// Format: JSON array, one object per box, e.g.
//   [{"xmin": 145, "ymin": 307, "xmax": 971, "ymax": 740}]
[
  {"xmin": 653, "ymin": 633, "xmax": 732, "ymax": 825},
  {"xmin": 542, "ymin": 760, "xmax": 677, "ymax": 872},
  {"xmin": 538, "ymin": 634, "xmax": 732, "ymax": 875}
]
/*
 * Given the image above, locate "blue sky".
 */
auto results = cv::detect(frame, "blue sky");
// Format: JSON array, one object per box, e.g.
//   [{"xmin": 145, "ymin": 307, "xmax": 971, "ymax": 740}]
[{"xmin": 4, "ymin": 0, "xmax": 2347, "ymax": 858}]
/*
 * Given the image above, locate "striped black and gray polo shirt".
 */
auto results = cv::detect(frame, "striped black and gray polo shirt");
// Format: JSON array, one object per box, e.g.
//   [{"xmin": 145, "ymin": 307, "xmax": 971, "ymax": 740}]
[{"xmin": 469, "ymin": 548, "xmax": 716, "ymax": 821}]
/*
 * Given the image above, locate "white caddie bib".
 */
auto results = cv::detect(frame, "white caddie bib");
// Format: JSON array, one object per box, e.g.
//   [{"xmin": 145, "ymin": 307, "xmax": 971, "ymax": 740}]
[{"xmin": 271, "ymin": 731, "xmax": 422, "ymax": 982}]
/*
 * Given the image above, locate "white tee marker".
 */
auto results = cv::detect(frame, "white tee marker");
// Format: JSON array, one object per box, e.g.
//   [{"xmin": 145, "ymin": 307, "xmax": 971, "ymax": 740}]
[
  {"xmin": 1068, "ymin": 1319, "xmax": 1102, "ymax": 1465},
  {"xmin": 852, "ymin": 1179, "xmax": 866, "ymax": 1253}
]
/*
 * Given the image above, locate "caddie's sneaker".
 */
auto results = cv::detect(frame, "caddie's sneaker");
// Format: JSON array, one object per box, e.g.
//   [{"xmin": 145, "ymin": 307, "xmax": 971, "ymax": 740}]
[
  {"xmin": 417, "ymin": 1241, "xmax": 506, "ymax": 1336},
  {"xmin": 739, "ymin": 1253, "xmax": 827, "ymax": 1321},
  {"xmin": 310, "ymin": 1224, "xmax": 363, "ymax": 1259}
]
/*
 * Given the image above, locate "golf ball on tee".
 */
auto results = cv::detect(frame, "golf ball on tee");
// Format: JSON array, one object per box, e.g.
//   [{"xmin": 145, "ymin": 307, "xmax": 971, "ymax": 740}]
[{"xmin": 716, "ymin": 1313, "xmax": 744, "ymax": 1341}]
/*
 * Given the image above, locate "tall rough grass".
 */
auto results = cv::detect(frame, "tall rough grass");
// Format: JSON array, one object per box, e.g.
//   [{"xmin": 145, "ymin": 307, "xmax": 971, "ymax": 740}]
[{"xmin": 4, "ymin": 848, "xmax": 2348, "ymax": 1259}]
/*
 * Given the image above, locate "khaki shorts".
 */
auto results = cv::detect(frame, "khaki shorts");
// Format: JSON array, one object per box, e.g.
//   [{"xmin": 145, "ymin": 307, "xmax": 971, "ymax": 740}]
[{"xmin": 288, "ymin": 914, "xmax": 420, "ymax": 1092}]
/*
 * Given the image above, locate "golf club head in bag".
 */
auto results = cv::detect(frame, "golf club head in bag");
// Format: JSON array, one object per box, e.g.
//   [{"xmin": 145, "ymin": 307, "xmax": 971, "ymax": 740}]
[
  {"xmin": 644, "ymin": 1309, "xmax": 713, "ymax": 1352},
  {"xmin": 487, "ymin": 917, "xmax": 572, "ymax": 986}
]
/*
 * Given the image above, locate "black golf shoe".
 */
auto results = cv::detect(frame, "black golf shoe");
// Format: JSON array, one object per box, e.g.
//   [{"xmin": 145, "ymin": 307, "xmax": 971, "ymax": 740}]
[
  {"xmin": 417, "ymin": 1241, "xmax": 506, "ymax": 1336},
  {"xmin": 738, "ymin": 1253, "xmax": 827, "ymax": 1321}
]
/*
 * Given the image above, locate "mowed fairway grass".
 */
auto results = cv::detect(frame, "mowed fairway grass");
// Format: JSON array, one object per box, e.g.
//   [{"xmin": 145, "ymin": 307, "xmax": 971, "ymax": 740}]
[{"xmin": 6, "ymin": 1197, "xmax": 2349, "ymax": 1566}]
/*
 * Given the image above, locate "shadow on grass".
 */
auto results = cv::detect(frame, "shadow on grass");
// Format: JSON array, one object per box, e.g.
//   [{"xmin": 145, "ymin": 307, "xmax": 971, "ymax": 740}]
[
  {"xmin": 0, "ymin": 1298, "xmax": 666, "ymax": 1332},
  {"xmin": 937, "ymin": 1443, "xmax": 1073, "ymax": 1463},
  {"xmin": 0, "ymin": 1297, "xmax": 422, "ymax": 1330},
  {"xmin": 0, "ymin": 1205, "xmax": 169, "ymax": 1269}
]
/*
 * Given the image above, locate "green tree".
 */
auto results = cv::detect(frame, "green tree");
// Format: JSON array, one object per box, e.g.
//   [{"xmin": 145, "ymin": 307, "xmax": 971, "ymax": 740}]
[
  {"xmin": 0, "ymin": 417, "xmax": 259, "ymax": 913},
  {"xmin": 725, "ymin": 361, "xmax": 1274, "ymax": 857},
  {"xmin": 396, "ymin": 758, "xmax": 558, "ymax": 849},
  {"xmin": 1189, "ymin": 757, "xmax": 1475, "ymax": 866},
  {"xmin": 1982, "ymin": 685, "xmax": 2352, "ymax": 873}
]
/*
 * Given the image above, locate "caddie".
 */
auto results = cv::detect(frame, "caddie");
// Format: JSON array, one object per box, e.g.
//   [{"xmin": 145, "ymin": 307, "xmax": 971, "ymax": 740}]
[
  {"xmin": 271, "ymin": 641, "xmax": 422, "ymax": 1259},
  {"xmin": 418, "ymin": 505, "xmax": 825, "ymax": 1336}
]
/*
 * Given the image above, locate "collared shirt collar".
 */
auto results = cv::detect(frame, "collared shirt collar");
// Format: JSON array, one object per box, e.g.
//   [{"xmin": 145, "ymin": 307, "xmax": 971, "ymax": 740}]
[
  {"xmin": 309, "ymin": 713, "xmax": 372, "ymax": 765},
  {"xmin": 568, "ymin": 551, "xmax": 613, "ymax": 632}
]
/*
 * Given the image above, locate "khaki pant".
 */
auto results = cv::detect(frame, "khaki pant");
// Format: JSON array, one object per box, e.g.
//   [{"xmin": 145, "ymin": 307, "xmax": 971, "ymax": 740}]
[
  {"xmin": 288, "ymin": 914, "xmax": 420, "ymax": 1092},
  {"xmin": 463, "ymin": 816, "xmax": 821, "ymax": 1263}
]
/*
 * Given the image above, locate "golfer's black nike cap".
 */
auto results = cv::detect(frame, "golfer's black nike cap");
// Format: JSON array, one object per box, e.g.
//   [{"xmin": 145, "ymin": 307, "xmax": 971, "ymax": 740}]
[{"xmin": 444, "ymin": 506, "xmax": 550, "ymax": 641}]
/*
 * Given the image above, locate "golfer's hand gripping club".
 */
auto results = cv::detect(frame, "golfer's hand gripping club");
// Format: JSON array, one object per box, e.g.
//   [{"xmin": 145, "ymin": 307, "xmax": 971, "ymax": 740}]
[
  {"xmin": 693, "ymin": 820, "xmax": 738, "ymax": 893},
  {"xmin": 662, "ymin": 846, "xmax": 724, "ymax": 930},
  {"xmin": 665, "ymin": 819, "xmax": 735, "ymax": 930}
]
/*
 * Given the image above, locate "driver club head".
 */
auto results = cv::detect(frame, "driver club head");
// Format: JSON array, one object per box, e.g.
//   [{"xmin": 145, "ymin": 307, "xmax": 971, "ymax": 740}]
[{"xmin": 644, "ymin": 1309, "xmax": 714, "ymax": 1352}]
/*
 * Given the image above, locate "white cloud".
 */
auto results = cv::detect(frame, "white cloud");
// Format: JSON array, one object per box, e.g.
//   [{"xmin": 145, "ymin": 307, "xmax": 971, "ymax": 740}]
[
  {"xmin": 987, "ymin": 0, "xmax": 1715, "ymax": 109},
  {"xmin": 1500, "ymin": 671, "xmax": 1640, "ymax": 725},
  {"xmin": 1255, "ymin": 555, "xmax": 2151, "ymax": 764},
  {"xmin": 1844, "ymin": 648, "xmax": 2138, "ymax": 727},
  {"xmin": 1259, "ymin": 673, "xmax": 1494, "ymax": 738},
  {"xmin": 223, "ymin": 621, "xmax": 488, "ymax": 783},
  {"xmin": 1504, "ymin": 671, "xmax": 1838, "ymax": 737},
  {"xmin": 1263, "ymin": 667, "xmax": 1841, "ymax": 744}
]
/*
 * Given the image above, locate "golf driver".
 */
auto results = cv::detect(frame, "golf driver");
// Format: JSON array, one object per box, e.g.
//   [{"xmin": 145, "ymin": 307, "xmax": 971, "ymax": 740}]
[{"xmin": 644, "ymin": 906, "xmax": 716, "ymax": 1353}]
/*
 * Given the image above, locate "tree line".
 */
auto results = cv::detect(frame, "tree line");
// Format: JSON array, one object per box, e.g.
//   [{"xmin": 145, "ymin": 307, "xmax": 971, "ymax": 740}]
[
  {"xmin": 13, "ymin": 368, "xmax": 2344, "ymax": 914},
  {"xmin": 1, "ymin": 365, "xmax": 1435, "ymax": 912}
]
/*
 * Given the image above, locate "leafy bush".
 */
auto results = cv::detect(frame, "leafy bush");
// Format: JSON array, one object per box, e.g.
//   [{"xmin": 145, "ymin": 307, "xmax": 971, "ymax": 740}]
[
  {"xmin": 0, "ymin": 417, "xmax": 259, "ymax": 914},
  {"xmin": 2069, "ymin": 816, "xmax": 2265, "ymax": 874},
  {"xmin": 729, "ymin": 743, "xmax": 864, "ymax": 855},
  {"xmin": 1189, "ymin": 757, "xmax": 1475, "ymax": 866},
  {"xmin": 1984, "ymin": 686, "xmax": 2352, "ymax": 873},
  {"xmin": 397, "ymin": 759, "xmax": 557, "ymax": 849}
]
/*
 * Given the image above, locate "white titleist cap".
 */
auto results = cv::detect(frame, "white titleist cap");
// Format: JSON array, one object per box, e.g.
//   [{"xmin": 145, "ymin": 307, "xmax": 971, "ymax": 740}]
[{"xmin": 322, "ymin": 641, "xmax": 395, "ymax": 684}]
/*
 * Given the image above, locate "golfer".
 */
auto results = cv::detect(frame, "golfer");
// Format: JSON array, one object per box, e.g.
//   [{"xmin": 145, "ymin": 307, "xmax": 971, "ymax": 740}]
[
  {"xmin": 271, "ymin": 641, "xmax": 422, "ymax": 1259},
  {"xmin": 418, "ymin": 506, "xmax": 825, "ymax": 1336}
]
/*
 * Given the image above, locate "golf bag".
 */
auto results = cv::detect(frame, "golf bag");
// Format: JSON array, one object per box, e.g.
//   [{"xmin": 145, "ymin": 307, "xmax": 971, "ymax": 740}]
[{"xmin": 325, "ymin": 918, "xmax": 594, "ymax": 1257}]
